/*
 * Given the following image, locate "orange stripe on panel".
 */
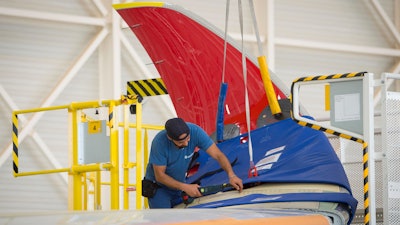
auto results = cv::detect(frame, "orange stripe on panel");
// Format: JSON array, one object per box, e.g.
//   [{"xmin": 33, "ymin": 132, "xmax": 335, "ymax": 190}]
[{"xmin": 167, "ymin": 215, "xmax": 329, "ymax": 225}]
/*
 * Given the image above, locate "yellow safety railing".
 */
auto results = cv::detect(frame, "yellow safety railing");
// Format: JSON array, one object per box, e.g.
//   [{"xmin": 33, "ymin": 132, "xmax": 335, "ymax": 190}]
[{"xmin": 11, "ymin": 94, "xmax": 162, "ymax": 210}]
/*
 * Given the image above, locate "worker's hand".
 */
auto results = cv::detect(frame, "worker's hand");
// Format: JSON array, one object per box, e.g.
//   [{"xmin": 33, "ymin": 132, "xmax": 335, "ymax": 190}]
[
  {"xmin": 181, "ymin": 183, "xmax": 202, "ymax": 197},
  {"xmin": 229, "ymin": 175, "xmax": 243, "ymax": 192}
]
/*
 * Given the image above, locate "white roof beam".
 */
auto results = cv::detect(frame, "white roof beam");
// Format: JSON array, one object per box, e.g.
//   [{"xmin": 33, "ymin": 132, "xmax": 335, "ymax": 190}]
[
  {"xmin": 275, "ymin": 37, "xmax": 400, "ymax": 57},
  {"xmin": 369, "ymin": 0, "xmax": 400, "ymax": 45},
  {"xmin": 91, "ymin": 0, "xmax": 109, "ymax": 17},
  {"xmin": 0, "ymin": 6, "xmax": 106, "ymax": 26},
  {"xmin": 229, "ymin": 33, "xmax": 400, "ymax": 57}
]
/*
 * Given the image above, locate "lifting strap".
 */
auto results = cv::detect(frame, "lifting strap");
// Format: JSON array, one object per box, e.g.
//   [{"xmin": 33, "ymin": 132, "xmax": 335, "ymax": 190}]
[
  {"xmin": 216, "ymin": 0, "xmax": 231, "ymax": 143},
  {"xmin": 238, "ymin": 0, "xmax": 257, "ymax": 177}
]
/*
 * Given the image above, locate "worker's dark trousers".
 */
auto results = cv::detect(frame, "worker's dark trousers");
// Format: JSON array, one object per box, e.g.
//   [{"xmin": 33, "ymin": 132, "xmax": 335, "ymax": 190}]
[{"xmin": 148, "ymin": 187, "xmax": 182, "ymax": 208}]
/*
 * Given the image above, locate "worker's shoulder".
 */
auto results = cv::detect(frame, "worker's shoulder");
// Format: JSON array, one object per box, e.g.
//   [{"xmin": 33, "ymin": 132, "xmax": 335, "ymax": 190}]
[{"xmin": 186, "ymin": 122, "xmax": 202, "ymax": 130}]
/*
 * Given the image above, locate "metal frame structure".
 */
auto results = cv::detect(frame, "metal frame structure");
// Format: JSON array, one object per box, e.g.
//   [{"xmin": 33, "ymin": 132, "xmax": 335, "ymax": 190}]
[
  {"xmin": 291, "ymin": 72, "xmax": 376, "ymax": 225},
  {"xmin": 11, "ymin": 95, "xmax": 163, "ymax": 210}
]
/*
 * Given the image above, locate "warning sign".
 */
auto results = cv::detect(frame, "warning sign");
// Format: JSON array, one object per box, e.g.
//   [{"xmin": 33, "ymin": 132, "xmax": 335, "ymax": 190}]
[{"xmin": 88, "ymin": 121, "xmax": 101, "ymax": 134}]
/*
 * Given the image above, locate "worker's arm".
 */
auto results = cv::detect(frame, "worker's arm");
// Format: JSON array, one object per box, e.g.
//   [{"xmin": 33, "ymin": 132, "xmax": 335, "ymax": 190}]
[
  {"xmin": 153, "ymin": 164, "xmax": 202, "ymax": 197},
  {"xmin": 206, "ymin": 143, "xmax": 243, "ymax": 192}
]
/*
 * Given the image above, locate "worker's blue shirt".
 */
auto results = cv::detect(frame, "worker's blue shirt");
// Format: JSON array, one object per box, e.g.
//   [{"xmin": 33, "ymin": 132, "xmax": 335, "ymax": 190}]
[{"xmin": 145, "ymin": 123, "xmax": 213, "ymax": 187}]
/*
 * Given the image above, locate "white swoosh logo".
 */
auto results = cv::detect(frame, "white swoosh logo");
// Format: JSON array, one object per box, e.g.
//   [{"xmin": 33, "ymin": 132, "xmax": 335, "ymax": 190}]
[{"xmin": 184, "ymin": 152, "xmax": 194, "ymax": 160}]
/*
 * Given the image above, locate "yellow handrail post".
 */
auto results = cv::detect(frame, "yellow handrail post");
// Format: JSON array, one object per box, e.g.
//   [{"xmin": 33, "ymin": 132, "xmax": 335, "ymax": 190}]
[
  {"xmin": 143, "ymin": 128, "xmax": 149, "ymax": 208},
  {"xmin": 123, "ymin": 104, "xmax": 130, "ymax": 209},
  {"xmin": 109, "ymin": 101, "xmax": 120, "ymax": 209},
  {"xmin": 135, "ymin": 102, "xmax": 143, "ymax": 209},
  {"xmin": 68, "ymin": 108, "xmax": 83, "ymax": 210},
  {"xmin": 144, "ymin": 128, "xmax": 149, "ymax": 174},
  {"xmin": 95, "ymin": 170, "xmax": 101, "ymax": 210},
  {"xmin": 83, "ymin": 173, "xmax": 88, "ymax": 210}
]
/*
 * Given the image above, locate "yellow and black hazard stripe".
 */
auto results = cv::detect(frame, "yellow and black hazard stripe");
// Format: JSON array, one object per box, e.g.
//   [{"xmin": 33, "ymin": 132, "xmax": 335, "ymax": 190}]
[
  {"xmin": 290, "ymin": 71, "xmax": 366, "ymax": 95},
  {"xmin": 12, "ymin": 113, "xmax": 18, "ymax": 175},
  {"xmin": 290, "ymin": 71, "xmax": 370, "ymax": 225},
  {"xmin": 127, "ymin": 78, "xmax": 168, "ymax": 97},
  {"xmin": 362, "ymin": 141, "xmax": 370, "ymax": 225},
  {"xmin": 108, "ymin": 105, "xmax": 114, "ymax": 129}
]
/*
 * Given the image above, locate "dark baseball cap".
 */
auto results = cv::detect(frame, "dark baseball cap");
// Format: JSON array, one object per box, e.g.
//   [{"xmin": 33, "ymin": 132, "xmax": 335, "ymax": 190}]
[{"xmin": 165, "ymin": 118, "xmax": 190, "ymax": 141}]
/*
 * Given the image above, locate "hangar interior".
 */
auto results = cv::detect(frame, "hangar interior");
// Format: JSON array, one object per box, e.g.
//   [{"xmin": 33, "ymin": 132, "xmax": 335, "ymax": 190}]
[{"xmin": 1, "ymin": 1, "xmax": 400, "ymax": 225}]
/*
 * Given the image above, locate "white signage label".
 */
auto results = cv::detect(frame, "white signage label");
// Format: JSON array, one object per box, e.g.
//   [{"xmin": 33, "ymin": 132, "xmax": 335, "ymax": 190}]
[{"xmin": 334, "ymin": 93, "xmax": 360, "ymax": 122}]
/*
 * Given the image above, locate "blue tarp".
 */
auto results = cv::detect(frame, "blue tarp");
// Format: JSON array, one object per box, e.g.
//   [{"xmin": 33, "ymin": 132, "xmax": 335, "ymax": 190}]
[{"xmin": 186, "ymin": 118, "xmax": 357, "ymax": 223}]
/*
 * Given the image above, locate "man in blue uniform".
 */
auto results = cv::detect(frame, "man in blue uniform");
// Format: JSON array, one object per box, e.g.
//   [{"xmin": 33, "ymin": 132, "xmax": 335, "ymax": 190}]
[{"xmin": 144, "ymin": 117, "xmax": 243, "ymax": 208}]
